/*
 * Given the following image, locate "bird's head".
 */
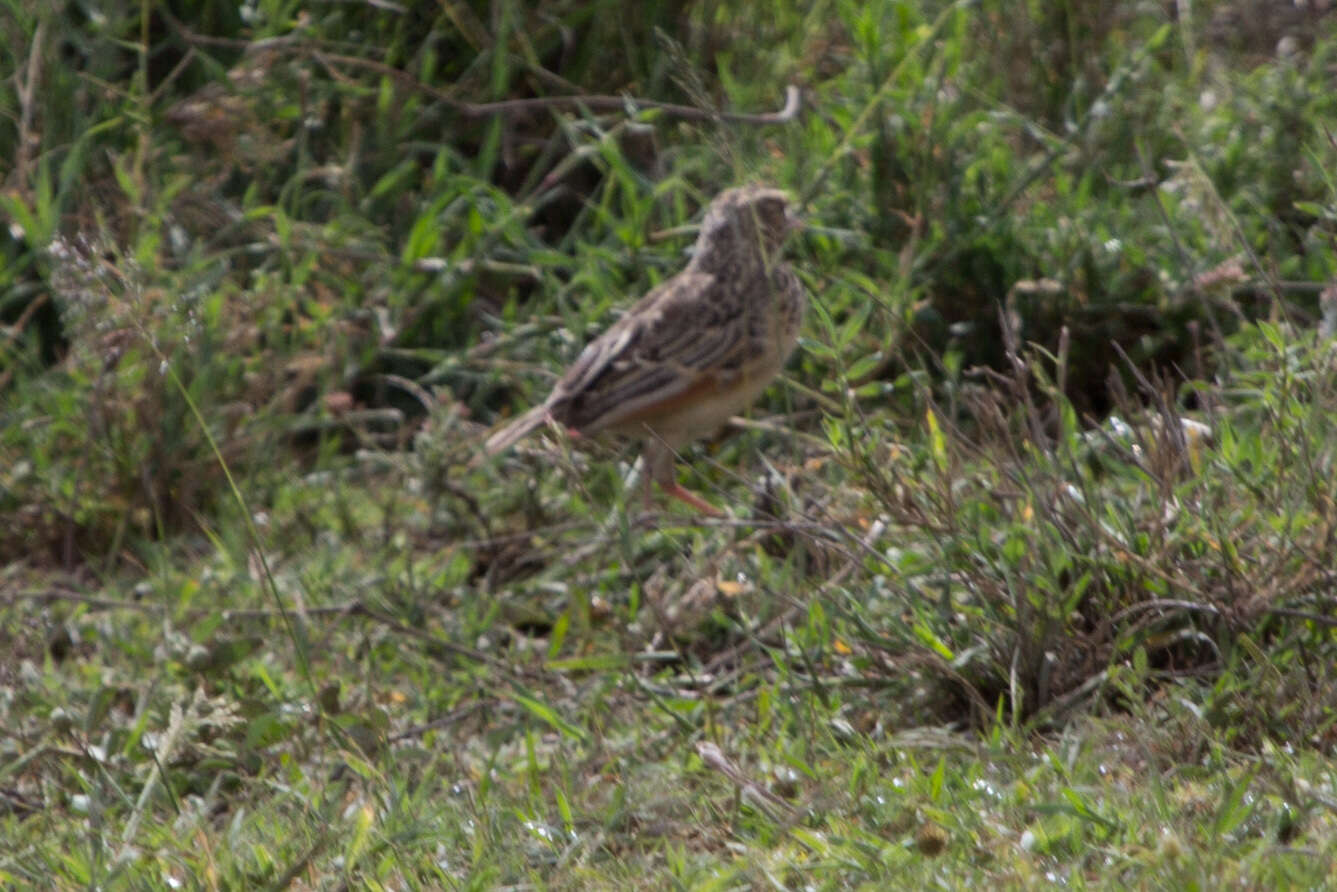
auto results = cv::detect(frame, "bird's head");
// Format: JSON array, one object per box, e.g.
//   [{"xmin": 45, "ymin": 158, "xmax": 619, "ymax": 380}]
[{"xmin": 693, "ymin": 185, "xmax": 798, "ymax": 269}]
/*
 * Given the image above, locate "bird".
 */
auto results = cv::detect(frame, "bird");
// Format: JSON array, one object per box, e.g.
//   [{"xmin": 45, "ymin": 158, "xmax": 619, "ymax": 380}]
[{"xmin": 481, "ymin": 184, "xmax": 806, "ymax": 516}]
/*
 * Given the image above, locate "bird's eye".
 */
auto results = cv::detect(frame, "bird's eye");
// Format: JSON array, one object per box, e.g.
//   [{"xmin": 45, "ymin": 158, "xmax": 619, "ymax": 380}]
[{"xmin": 758, "ymin": 199, "xmax": 785, "ymax": 227}]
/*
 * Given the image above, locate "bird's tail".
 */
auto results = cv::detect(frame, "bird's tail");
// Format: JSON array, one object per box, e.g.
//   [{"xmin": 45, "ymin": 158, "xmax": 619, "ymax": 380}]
[{"xmin": 482, "ymin": 403, "xmax": 552, "ymax": 456}]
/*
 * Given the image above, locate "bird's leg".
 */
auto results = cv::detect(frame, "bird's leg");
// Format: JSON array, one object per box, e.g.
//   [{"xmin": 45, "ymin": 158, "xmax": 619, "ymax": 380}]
[
  {"xmin": 661, "ymin": 481, "xmax": 725, "ymax": 517},
  {"xmin": 644, "ymin": 441, "xmax": 724, "ymax": 517}
]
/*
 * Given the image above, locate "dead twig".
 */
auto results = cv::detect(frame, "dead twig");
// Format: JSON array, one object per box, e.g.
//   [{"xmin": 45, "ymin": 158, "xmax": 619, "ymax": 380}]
[
  {"xmin": 13, "ymin": 17, "xmax": 46, "ymax": 190},
  {"xmin": 696, "ymin": 741, "xmax": 797, "ymax": 818},
  {"xmin": 0, "ymin": 292, "xmax": 52, "ymax": 393}
]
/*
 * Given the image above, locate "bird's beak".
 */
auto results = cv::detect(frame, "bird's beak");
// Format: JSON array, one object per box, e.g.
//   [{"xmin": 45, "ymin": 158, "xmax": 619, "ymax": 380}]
[{"xmin": 784, "ymin": 207, "xmax": 804, "ymax": 234}]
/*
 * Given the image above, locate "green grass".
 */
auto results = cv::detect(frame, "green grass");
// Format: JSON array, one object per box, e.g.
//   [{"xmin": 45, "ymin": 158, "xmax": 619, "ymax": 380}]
[{"xmin": 3, "ymin": 0, "xmax": 1337, "ymax": 886}]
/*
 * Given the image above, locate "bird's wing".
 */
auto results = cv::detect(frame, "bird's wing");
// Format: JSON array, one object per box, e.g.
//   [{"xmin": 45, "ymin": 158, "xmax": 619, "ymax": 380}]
[{"xmin": 550, "ymin": 271, "xmax": 749, "ymax": 434}]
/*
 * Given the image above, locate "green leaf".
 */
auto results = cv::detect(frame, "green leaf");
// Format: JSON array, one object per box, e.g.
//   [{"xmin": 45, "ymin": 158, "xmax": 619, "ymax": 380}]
[
  {"xmin": 545, "ymin": 653, "xmax": 631, "ymax": 672},
  {"xmin": 245, "ymin": 712, "xmax": 293, "ymax": 749},
  {"xmin": 925, "ymin": 407, "xmax": 948, "ymax": 473},
  {"xmin": 369, "ymin": 160, "xmax": 419, "ymax": 201},
  {"xmin": 913, "ymin": 622, "xmax": 955, "ymax": 660},
  {"xmin": 555, "ymin": 787, "xmax": 575, "ymax": 836},
  {"xmin": 929, "ymin": 756, "xmax": 946, "ymax": 802},
  {"xmin": 513, "ymin": 691, "xmax": 587, "ymax": 742},
  {"xmin": 1293, "ymin": 200, "xmax": 1334, "ymax": 220},
  {"xmin": 1212, "ymin": 766, "xmax": 1260, "ymax": 838},
  {"xmin": 547, "ymin": 611, "xmax": 569, "ymax": 659}
]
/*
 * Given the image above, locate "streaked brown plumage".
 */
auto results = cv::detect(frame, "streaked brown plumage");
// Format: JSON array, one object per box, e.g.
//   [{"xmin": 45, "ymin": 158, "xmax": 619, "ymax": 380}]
[{"xmin": 483, "ymin": 185, "xmax": 805, "ymax": 515}]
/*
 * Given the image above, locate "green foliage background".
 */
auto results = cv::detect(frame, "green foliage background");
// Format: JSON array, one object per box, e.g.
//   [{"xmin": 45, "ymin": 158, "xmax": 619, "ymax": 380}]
[{"xmin": 2, "ymin": 0, "xmax": 1337, "ymax": 886}]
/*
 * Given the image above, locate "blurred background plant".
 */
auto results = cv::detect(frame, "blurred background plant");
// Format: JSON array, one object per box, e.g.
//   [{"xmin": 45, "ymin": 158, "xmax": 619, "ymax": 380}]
[{"xmin": 2, "ymin": 0, "xmax": 1337, "ymax": 885}]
